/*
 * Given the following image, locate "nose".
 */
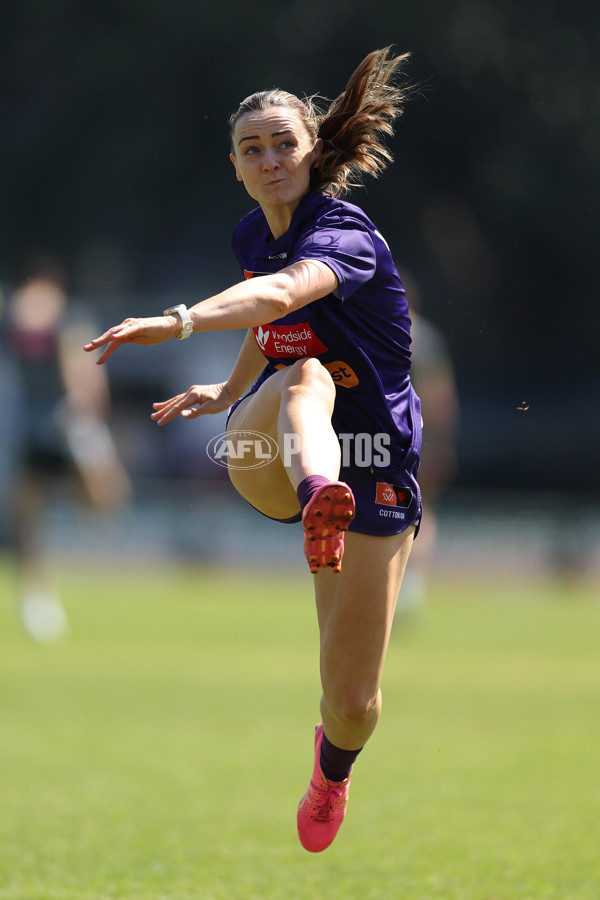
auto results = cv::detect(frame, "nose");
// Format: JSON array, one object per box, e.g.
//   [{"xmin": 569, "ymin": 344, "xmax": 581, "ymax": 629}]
[{"xmin": 262, "ymin": 147, "xmax": 280, "ymax": 171}]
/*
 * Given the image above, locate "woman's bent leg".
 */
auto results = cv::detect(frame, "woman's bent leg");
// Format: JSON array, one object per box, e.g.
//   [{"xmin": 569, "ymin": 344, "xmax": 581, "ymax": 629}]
[{"xmin": 227, "ymin": 358, "xmax": 340, "ymax": 520}]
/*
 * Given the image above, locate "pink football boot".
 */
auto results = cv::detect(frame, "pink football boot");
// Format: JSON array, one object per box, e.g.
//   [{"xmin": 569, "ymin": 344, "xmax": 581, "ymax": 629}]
[
  {"xmin": 301, "ymin": 482, "xmax": 355, "ymax": 574},
  {"xmin": 297, "ymin": 724, "xmax": 353, "ymax": 852}
]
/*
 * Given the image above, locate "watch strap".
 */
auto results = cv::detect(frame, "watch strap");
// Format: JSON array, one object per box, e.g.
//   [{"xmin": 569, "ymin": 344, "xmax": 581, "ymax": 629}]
[{"xmin": 163, "ymin": 303, "xmax": 193, "ymax": 340}]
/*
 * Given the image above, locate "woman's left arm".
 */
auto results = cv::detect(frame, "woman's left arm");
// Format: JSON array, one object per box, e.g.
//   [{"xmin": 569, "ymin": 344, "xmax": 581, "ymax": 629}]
[{"xmin": 84, "ymin": 260, "xmax": 338, "ymax": 365}]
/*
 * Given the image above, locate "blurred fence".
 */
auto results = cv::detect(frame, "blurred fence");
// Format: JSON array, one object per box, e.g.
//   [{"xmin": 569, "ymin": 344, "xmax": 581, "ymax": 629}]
[
  {"xmin": 18, "ymin": 481, "xmax": 600, "ymax": 581},
  {"xmin": 1, "ymin": 293, "xmax": 598, "ymax": 583}
]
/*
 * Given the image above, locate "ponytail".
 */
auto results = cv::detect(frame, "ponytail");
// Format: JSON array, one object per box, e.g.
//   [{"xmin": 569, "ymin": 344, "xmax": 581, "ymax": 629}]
[{"xmin": 311, "ymin": 47, "xmax": 412, "ymax": 197}]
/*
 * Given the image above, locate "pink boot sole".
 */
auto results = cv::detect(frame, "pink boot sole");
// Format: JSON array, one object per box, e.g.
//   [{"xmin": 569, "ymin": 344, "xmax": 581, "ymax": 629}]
[{"xmin": 302, "ymin": 482, "xmax": 355, "ymax": 574}]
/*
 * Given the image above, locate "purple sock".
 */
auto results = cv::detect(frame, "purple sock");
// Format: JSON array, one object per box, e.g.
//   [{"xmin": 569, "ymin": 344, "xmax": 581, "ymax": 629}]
[
  {"xmin": 320, "ymin": 732, "xmax": 363, "ymax": 782},
  {"xmin": 296, "ymin": 475, "xmax": 331, "ymax": 511}
]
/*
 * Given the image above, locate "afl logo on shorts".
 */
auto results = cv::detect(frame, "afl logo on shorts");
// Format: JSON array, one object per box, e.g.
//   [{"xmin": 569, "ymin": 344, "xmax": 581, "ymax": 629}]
[{"xmin": 375, "ymin": 483, "xmax": 413, "ymax": 507}]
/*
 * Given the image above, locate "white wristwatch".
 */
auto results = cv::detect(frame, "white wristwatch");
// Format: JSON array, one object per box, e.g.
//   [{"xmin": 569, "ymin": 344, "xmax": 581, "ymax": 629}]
[{"xmin": 163, "ymin": 303, "xmax": 193, "ymax": 340}]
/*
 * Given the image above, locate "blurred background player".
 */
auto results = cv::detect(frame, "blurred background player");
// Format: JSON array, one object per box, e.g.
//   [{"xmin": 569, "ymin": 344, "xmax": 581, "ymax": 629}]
[
  {"xmin": 1, "ymin": 254, "xmax": 131, "ymax": 642},
  {"xmin": 396, "ymin": 268, "xmax": 459, "ymax": 613}
]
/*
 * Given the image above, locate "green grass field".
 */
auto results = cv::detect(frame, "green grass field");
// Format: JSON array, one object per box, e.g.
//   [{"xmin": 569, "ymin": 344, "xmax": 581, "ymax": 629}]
[{"xmin": 0, "ymin": 557, "xmax": 598, "ymax": 900}]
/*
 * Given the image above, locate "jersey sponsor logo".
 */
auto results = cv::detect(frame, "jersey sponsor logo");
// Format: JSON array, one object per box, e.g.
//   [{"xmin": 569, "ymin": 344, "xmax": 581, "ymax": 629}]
[
  {"xmin": 256, "ymin": 326, "xmax": 270, "ymax": 351},
  {"xmin": 253, "ymin": 322, "xmax": 328, "ymax": 358},
  {"xmin": 323, "ymin": 360, "xmax": 359, "ymax": 388},
  {"xmin": 375, "ymin": 482, "xmax": 413, "ymax": 507}
]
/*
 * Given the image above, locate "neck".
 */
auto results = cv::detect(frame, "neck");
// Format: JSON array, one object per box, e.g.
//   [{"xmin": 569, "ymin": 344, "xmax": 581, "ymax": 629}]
[
  {"xmin": 261, "ymin": 190, "xmax": 310, "ymax": 240},
  {"xmin": 262, "ymin": 202, "xmax": 295, "ymax": 241}
]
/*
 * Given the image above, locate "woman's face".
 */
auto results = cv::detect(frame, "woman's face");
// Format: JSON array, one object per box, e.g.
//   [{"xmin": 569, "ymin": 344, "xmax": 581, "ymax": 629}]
[{"xmin": 230, "ymin": 106, "xmax": 322, "ymax": 215}]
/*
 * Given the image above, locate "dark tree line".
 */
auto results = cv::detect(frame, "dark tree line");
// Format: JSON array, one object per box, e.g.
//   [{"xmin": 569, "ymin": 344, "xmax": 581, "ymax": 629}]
[{"xmin": 1, "ymin": 0, "xmax": 598, "ymax": 488}]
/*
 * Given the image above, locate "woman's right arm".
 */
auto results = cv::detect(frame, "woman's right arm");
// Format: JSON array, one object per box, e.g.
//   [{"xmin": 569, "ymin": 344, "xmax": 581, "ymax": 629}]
[
  {"xmin": 151, "ymin": 329, "xmax": 266, "ymax": 426},
  {"xmin": 84, "ymin": 260, "xmax": 338, "ymax": 365}
]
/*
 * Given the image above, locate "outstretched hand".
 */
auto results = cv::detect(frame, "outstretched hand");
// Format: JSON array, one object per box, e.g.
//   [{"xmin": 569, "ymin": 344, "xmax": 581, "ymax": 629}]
[
  {"xmin": 83, "ymin": 316, "xmax": 179, "ymax": 364},
  {"xmin": 151, "ymin": 382, "xmax": 234, "ymax": 426}
]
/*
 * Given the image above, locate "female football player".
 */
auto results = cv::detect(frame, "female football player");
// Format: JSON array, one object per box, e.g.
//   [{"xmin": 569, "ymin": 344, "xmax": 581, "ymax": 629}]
[{"xmin": 85, "ymin": 47, "xmax": 421, "ymax": 853}]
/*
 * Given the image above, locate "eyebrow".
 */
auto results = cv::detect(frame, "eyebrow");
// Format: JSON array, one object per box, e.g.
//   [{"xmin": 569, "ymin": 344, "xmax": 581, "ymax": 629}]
[{"xmin": 238, "ymin": 130, "xmax": 293, "ymax": 145}]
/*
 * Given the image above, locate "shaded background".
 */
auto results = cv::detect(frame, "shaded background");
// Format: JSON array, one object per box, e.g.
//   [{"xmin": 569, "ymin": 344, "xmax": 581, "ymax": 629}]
[{"xmin": 1, "ymin": 0, "xmax": 598, "ymax": 499}]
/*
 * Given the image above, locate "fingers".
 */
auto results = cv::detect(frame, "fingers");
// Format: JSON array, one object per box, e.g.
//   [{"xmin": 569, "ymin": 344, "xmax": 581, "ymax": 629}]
[
  {"xmin": 151, "ymin": 398, "xmax": 182, "ymax": 426},
  {"xmin": 83, "ymin": 321, "xmax": 138, "ymax": 364},
  {"xmin": 83, "ymin": 329, "xmax": 115, "ymax": 352},
  {"xmin": 180, "ymin": 405, "xmax": 202, "ymax": 419},
  {"xmin": 151, "ymin": 391, "xmax": 203, "ymax": 425},
  {"xmin": 83, "ymin": 322, "xmax": 132, "ymax": 350},
  {"xmin": 83, "ymin": 333, "xmax": 117, "ymax": 364},
  {"xmin": 151, "ymin": 384, "xmax": 227, "ymax": 425},
  {"xmin": 95, "ymin": 340, "xmax": 122, "ymax": 365},
  {"xmin": 84, "ymin": 318, "xmax": 158, "ymax": 364},
  {"xmin": 81, "ymin": 338, "xmax": 121, "ymax": 366}
]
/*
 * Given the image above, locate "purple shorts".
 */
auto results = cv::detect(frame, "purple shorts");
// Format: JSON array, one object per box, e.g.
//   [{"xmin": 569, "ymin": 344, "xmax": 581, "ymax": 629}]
[
  {"xmin": 241, "ymin": 460, "xmax": 421, "ymax": 537},
  {"xmin": 339, "ymin": 458, "xmax": 421, "ymax": 537}
]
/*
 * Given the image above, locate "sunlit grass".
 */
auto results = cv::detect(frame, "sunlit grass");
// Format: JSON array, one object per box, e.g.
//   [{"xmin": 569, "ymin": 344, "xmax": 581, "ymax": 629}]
[{"xmin": 0, "ymin": 557, "xmax": 598, "ymax": 899}]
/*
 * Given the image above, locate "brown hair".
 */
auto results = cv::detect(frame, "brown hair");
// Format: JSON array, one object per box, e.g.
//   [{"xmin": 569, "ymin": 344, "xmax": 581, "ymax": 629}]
[{"xmin": 229, "ymin": 47, "xmax": 412, "ymax": 197}]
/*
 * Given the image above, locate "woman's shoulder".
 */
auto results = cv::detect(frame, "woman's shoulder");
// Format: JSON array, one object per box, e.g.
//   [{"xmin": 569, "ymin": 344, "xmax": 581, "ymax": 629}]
[
  {"xmin": 233, "ymin": 204, "xmax": 265, "ymax": 235},
  {"xmin": 231, "ymin": 205, "xmax": 269, "ymax": 260},
  {"xmin": 302, "ymin": 191, "xmax": 376, "ymax": 233}
]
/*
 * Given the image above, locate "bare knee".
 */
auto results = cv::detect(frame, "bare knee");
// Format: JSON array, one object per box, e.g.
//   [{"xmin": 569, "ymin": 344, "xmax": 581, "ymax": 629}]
[
  {"xmin": 325, "ymin": 687, "xmax": 380, "ymax": 731},
  {"xmin": 283, "ymin": 358, "xmax": 335, "ymax": 406}
]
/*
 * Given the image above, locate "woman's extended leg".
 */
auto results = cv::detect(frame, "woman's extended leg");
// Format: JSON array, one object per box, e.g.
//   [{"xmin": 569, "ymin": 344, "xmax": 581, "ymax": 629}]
[
  {"xmin": 297, "ymin": 526, "xmax": 414, "ymax": 851},
  {"xmin": 314, "ymin": 527, "xmax": 415, "ymax": 749}
]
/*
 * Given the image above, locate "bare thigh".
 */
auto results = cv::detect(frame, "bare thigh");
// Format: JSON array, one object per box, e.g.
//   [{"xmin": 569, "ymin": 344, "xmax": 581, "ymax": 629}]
[{"xmin": 227, "ymin": 369, "xmax": 300, "ymax": 520}]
